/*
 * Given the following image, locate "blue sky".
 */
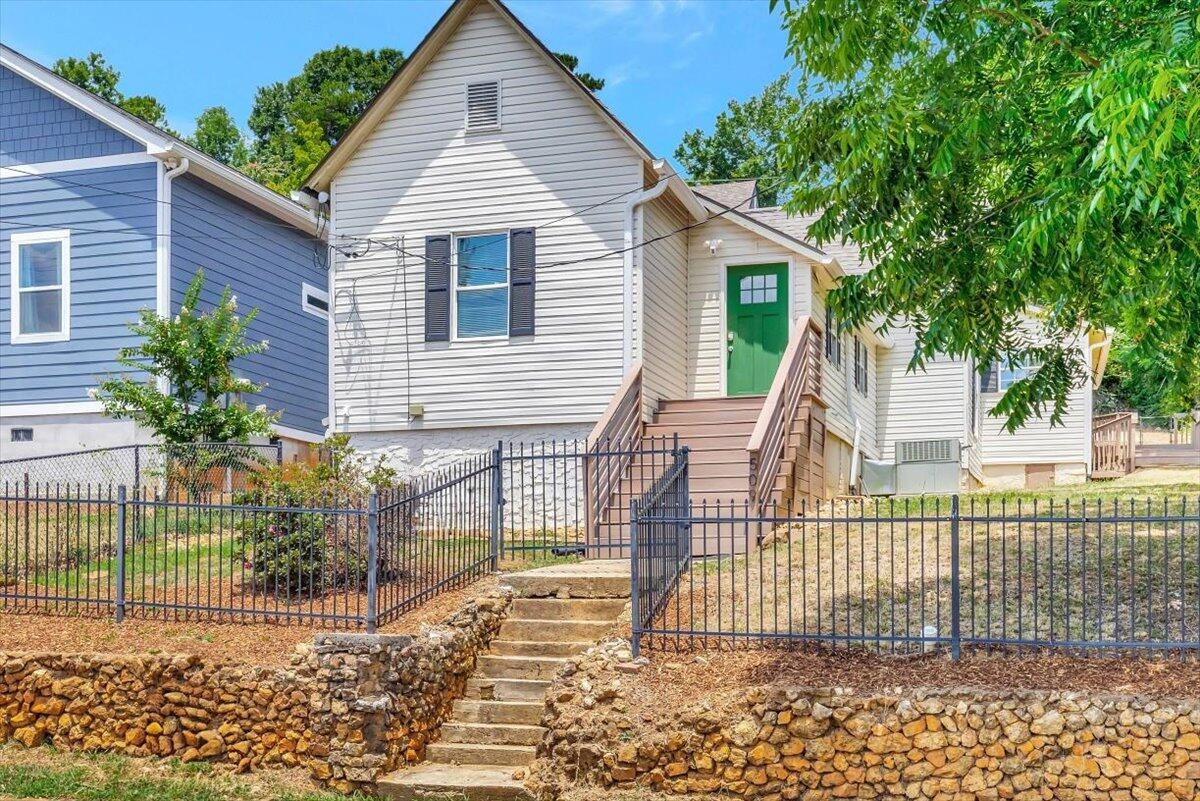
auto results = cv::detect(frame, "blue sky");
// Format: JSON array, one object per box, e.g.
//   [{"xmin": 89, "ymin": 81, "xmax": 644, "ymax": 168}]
[{"xmin": 1, "ymin": 0, "xmax": 790, "ymax": 167}]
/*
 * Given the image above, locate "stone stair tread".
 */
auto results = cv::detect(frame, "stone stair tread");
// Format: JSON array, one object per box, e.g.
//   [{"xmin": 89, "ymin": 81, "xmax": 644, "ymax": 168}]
[
  {"xmin": 465, "ymin": 677, "xmax": 551, "ymax": 702},
  {"xmin": 452, "ymin": 699, "xmax": 544, "ymax": 725},
  {"xmin": 376, "ymin": 763, "xmax": 529, "ymax": 801},
  {"xmin": 426, "ymin": 741, "xmax": 538, "ymax": 767},
  {"xmin": 442, "ymin": 721, "xmax": 546, "ymax": 746},
  {"xmin": 488, "ymin": 640, "xmax": 593, "ymax": 658}
]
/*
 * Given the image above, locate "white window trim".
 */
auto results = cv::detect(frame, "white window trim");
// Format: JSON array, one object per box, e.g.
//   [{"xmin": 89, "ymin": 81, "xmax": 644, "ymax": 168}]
[
  {"xmin": 464, "ymin": 78, "xmax": 502, "ymax": 133},
  {"xmin": 10, "ymin": 229, "xmax": 71, "ymax": 344},
  {"xmin": 451, "ymin": 230, "xmax": 510, "ymax": 341},
  {"xmin": 998, "ymin": 360, "xmax": 1039, "ymax": 391},
  {"xmin": 301, "ymin": 281, "xmax": 330, "ymax": 319}
]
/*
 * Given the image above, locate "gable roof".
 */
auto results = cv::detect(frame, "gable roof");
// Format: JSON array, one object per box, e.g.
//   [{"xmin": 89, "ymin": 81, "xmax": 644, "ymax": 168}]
[
  {"xmin": 304, "ymin": 0, "xmax": 657, "ymax": 193},
  {"xmin": 0, "ymin": 44, "xmax": 322, "ymax": 236},
  {"xmin": 692, "ymin": 183, "xmax": 840, "ymax": 274}
]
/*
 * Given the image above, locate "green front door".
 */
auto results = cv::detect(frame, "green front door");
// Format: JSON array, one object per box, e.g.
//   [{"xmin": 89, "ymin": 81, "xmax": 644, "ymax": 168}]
[{"xmin": 726, "ymin": 263, "xmax": 788, "ymax": 396}]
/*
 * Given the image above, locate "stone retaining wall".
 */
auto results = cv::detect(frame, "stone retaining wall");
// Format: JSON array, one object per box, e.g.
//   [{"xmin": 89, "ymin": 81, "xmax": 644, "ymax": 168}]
[
  {"xmin": 0, "ymin": 591, "xmax": 509, "ymax": 792},
  {"xmin": 531, "ymin": 641, "xmax": 1200, "ymax": 801}
]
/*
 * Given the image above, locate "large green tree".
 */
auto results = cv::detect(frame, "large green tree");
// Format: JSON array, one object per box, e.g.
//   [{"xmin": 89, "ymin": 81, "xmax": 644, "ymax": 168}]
[
  {"xmin": 53, "ymin": 52, "xmax": 173, "ymax": 131},
  {"xmin": 245, "ymin": 45, "xmax": 406, "ymax": 193},
  {"xmin": 190, "ymin": 106, "xmax": 248, "ymax": 166},
  {"xmin": 772, "ymin": 0, "xmax": 1200, "ymax": 429},
  {"xmin": 675, "ymin": 75, "xmax": 797, "ymax": 205},
  {"xmin": 553, "ymin": 51, "xmax": 605, "ymax": 91}
]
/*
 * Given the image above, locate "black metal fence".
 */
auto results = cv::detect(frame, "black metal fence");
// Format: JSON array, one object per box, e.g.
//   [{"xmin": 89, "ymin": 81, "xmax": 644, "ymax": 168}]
[
  {"xmin": 0, "ymin": 436, "xmax": 685, "ymax": 630},
  {"xmin": 631, "ymin": 495, "xmax": 1200, "ymax": 658},
  {"xmin": 494, "ymin": 435, "xmax": 680, "ymax": 559}
]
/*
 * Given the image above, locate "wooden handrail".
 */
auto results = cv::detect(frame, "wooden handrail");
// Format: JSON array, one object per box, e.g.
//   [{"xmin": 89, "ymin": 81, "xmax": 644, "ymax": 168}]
[
  {"xmin": 586, "ymin": 362, "xmax": 643, "ymax": 541},
  {"xmin": 587, "ymin": 361, "xmax": 643, "ymax": 449},
  {"xmin": 1092, "ymin": 411, "xmax": 1135, "ymax": 477},
  {"xmin": 747, "ymin": 316, "xmax": 824, "ymax": 513}
]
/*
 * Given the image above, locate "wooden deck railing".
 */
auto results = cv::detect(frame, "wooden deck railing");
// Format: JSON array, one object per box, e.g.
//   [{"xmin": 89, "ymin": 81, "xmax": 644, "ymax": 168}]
[
  {"xmin": 1092, "ymin": 411, "xmax": 1136, "ymax": 477},
  {"xmin": 585, "ymin": 362, "xmax": 644, "ymax": 539},
  {"xmin": 747, "ymin": 316, "xmax": 824, "ymax": 514}
]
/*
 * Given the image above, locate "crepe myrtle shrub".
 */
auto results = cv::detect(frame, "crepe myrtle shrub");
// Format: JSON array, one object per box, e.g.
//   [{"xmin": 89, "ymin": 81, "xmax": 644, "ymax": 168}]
[
  {"xmin": 93, "ymin": 270, "xmax": 277, "ymax": 496},
  {"xmin": 236, "ymin": 435, "xmax": 411, "ymax": 598}
]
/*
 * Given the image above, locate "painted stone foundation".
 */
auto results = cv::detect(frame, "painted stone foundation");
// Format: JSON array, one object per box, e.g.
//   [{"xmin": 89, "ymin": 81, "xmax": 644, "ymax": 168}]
[
  {"xmin": 530, "ymin": 640, "xmax": 1200, "ymax": 800},
  {"xmin": 0, "ymin": 591, "xmax": 510, "ymax": 792}
]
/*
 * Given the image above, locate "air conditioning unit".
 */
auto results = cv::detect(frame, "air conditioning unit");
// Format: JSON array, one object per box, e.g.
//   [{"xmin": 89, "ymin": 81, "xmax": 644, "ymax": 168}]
[
  {"xmin": 895, "ymin": 439, "xmax": 962, "ymax": 495},
  {"xmin": 860, "ymin": 459, "xmax": 896, "ymax": 496}
]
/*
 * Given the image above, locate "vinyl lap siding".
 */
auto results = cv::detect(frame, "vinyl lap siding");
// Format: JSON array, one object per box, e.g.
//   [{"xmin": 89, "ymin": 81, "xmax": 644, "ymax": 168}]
[
  {"xmin": 0, "ymin": 66, "xmax": 141, "ymax": 167},
  {"xmin": 171, "ymin": 175, "xmax": 327, "ymax": 436},
  {"xmin": 331, "ymin": 1, "xmax": 642, "ymax": 432},
  {"xmin": 0, "ymin": 162, "xmax": 157, "ymax": 403},
  {"xmin": 875, "ymin": 326, "xmax": 967, "ymax": 462},
  {"xmin": 979, "ymin": 345, "xmax": 1092, "ymax": 466},
  {"xmin": 685, "ymin": 217, "xmax": 806, "ymax": 399},
  {"xmin": 639, "ymin": 191, "xmax": 688, "ymax": 415},
  {"xmin": 812, "ymin": 285, "xmax": 878, "ymax": 458}
]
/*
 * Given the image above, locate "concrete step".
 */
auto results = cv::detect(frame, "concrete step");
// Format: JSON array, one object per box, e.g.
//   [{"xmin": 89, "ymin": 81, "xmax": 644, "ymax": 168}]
[
  {"xmin": 465, "ymin": 677, "xmax": 551, "ymax": 702},
  {"xmin": 504, "ymin": 561, "xmax": 631, "ymax": 599},
  {"xmin": 488, "ymin": 640, "xmax": 593, "ymax": 658},
  {"xmin": 442, "ymin": 722, "xmax": 545, "ymax": 747},
  {"xmin": 426, "ymin": 742, "xmax": 538, "ymax": 768},
  {"xmin": 509, "ymin": 597, "xmax": 627, "ymax": 621},
  {"xmin": 499, "ymin": 618, "xmax": 612, "ymax": 642},
  {"xmin": 452, "ymin": 699, "xmax": 544, "ymax": 726},
  {"xmin": 376, "ymin": 764, "xmax": 530, "ymax": 801},
  {"xmin": 478, "ymin": 655, "xmax": 567, "ymax": 681}
]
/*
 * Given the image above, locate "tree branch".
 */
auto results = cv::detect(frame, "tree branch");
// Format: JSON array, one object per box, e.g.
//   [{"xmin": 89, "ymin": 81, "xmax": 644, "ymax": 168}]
[{"xmin": 975, "ymin": 6, "xmax": 1102, "ymax": 69}]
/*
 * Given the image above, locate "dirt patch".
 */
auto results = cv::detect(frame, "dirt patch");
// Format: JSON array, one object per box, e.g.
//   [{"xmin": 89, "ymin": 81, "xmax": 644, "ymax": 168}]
[
  {"xmin": 627, "ymin": 646, "xmax": 1200, "ymax": 712},
  {"xmin": 0, "ymin": 574, "xmax": 499, "ymax": 665}
]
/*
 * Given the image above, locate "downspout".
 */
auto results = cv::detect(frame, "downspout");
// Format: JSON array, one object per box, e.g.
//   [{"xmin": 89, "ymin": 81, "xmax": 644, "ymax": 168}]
[
  {"xmin": 156, "ymin": 155, "xmax": 190, "ymax": 393},
  {"xmin": 622, "ymin": 161, "xmax": 674, "ymax": 372}
]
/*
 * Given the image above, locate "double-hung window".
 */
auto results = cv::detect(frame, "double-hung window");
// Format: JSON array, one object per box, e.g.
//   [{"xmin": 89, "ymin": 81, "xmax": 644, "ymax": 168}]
[
  {"xmin": 454, "ymin": 232, "xmax": 509, "ymax": 338},
  {"xmin": 10, "ymin": 230, "xmax": 70, "ymax": 344},
  {"xmin": 998, "ymin": 360, "xmax": 1037, "ymax": 391},
  {"xmin": 853, "ymin": 336, "xmax": 869, "ymax": 395},
  {"xmin": 824, "ymin": 306, "xmax": 844, "ymax": 367}
]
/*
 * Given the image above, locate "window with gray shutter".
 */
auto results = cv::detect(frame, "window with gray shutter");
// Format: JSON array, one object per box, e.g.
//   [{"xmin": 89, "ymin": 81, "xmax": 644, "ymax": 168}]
[
  {"xmin": 508, "ymin": 228, "xmax": 535, "ymax": 336},
  {"xmin": 424, "ymin": 234, "xmax": 451, "ymax": 342},
  {"xmin": 465, "ymin": 81, "xmax": 501, "ymax": 131},
  {"xmin": 981, "ymin": 362, "xmax": 999, "ymax": 393}
]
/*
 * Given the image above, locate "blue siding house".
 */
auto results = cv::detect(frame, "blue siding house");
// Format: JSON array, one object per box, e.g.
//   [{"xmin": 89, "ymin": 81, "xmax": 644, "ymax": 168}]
[{"xmin": 0, "ymin": 45, "xmax": 329, "ymax": 457}]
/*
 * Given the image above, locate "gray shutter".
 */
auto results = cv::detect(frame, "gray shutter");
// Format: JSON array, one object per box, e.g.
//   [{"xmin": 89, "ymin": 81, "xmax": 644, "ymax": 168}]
[
  {"xmin": 509, "ymin": 228, "xmax": 535, "ymax": 336},
  {"xmin": 424, "ymin": 234, "xmax": 451, "ymax": 342},
  {"xmin": 981, "ymin": 362, "xmax": 999, "ymax": 393}
]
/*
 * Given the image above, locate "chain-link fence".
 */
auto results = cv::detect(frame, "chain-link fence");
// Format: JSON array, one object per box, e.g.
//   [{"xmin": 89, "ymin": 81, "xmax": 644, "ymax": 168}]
[{"xmin": 0, "ymin": 442, "xmax": 283, "ymax": 498}]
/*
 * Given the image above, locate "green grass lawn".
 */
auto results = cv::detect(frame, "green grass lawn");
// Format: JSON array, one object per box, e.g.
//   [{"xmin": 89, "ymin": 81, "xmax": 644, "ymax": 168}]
[{"xmin": 0, "ymin": 745, "xmax": 361, "ymax": 801}]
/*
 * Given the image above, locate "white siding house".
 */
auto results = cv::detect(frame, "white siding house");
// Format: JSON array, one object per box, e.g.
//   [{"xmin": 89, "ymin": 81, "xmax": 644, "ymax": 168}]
[{"xmin": 305, "ymin": 0, "xmax": 1106, "ymax": 491}]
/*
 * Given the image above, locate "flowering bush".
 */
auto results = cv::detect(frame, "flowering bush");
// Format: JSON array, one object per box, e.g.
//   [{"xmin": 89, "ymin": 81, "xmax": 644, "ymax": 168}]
[{"xmin": 236, "ymin": 435, "xmax": 409, "ymax": 598}]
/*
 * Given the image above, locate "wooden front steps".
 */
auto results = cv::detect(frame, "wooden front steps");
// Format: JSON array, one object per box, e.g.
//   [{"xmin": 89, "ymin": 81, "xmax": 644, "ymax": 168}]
[
  {"xmin": 376, "ymin": 562, "xmax": 631, "ymax": 801},
  {"xmin": 643, "ymin": 396, "xmax": 766, "ymax": 507}
]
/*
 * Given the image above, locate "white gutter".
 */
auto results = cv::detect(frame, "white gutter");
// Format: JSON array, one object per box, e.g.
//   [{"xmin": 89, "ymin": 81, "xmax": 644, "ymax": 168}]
[{"xmin": 622, "ymin": 161, "xmax": 675, "ymax": 371}]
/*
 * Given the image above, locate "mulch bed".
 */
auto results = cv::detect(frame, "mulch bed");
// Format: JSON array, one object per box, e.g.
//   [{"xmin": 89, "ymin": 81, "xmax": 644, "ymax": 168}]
[
  {"xmin": 627, "ymin": 646, "xmax": 1200, "ymax": 712},
  {"xmin": 0, "ymin": 574, "xmax": 499, "ymax": 666}
]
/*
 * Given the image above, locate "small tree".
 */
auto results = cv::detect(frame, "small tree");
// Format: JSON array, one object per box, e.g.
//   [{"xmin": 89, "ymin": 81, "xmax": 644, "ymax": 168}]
[
  {"xmin": 95, "ymin": 269, "xmax": 276, "ymax": 443},
  {"xmin": 95, "ymin": 271, "xmax": 277, "ymax": 495}
]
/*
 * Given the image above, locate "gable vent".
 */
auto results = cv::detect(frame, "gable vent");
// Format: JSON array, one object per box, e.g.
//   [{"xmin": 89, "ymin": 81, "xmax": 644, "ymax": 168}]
[{"xmin": 465, "ymin": 81, "xmax": 501, "ymax": 131}]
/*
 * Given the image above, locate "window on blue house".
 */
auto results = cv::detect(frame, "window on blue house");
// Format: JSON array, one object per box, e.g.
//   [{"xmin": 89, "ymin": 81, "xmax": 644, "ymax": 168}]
[
  {"xmin": 454, "ymin": 232, "xmax": 508, "ymax": 338},
  {"xmin": 10, "ymin": 230, "xmax": 70, "ymax": 344}
]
